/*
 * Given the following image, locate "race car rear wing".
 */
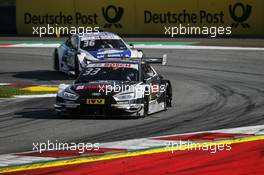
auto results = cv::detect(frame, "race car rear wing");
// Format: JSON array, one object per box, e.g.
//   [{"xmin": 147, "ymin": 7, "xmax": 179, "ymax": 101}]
[
  {"xmin": 142, "ymin": 54, "xmax": 167, "ymax": 65},
  {"xmin": 101, "ymin": 53, "xmax": 167, "ymax": 65}
]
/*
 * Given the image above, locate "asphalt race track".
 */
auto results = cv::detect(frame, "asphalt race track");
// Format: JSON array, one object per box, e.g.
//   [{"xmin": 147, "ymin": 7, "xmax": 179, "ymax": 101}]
[{"xmin": 1, "ymin": 46, "xmax": 264, "ymax": 154}]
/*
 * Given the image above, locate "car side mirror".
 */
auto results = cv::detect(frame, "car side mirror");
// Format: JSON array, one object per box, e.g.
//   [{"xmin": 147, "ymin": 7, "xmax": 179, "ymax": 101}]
[
  {"xmin": 70, "ymin": 37, "xmax": 78, "ymax": 50},
  {"xmin": 58, "ymin": 84, "xmax": 70, "ymax": 90},
  {"xmin": 129, "ymin": 43, "xmax": 134, "ymax": 48},
  {"xmin": 67, "ymin": 71, "xmax": 76, "ymax": 79},
  {"xmin": 143, "ymin": 79, "xmax": 148, "ymax": 83},
  {"xmin": 72, "ymin": 43, "xmax": 78, "ymax": 50}
]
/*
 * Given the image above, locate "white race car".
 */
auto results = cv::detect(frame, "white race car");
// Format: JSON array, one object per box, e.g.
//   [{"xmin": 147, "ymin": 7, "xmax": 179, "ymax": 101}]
[{"xmin": 53, "ymin": 32, "xmax": 143, "ymax": 76}]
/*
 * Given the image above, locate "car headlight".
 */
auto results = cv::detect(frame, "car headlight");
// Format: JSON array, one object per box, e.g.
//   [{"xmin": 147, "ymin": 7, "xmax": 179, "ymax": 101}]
[
  {"xmin": 114, "ymin": 92, "xmax": 135, "ymax": 101},
  {"xmin": 63, "ymin": 91, "xmax": 79, "ymax": 100}
]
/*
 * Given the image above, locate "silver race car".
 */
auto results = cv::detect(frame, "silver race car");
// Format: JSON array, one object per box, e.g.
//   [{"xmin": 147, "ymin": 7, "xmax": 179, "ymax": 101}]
[{"xmin": 54, "ymin": 57, "xmax": 172, "ymax": 117}]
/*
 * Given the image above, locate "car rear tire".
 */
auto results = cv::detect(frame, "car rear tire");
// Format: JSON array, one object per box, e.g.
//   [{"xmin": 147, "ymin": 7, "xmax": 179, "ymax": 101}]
[
  {"xmin": 164, "ymin": 91, "xmax": 168, "ymax": 111},
  {"xmin": 54, "ymin": 51, "xmax": 60, "ymax": 71},
  {"xmin": 142, "ymin": 94, "xmax": 149, "ymax": 117},
  {"xmin": 166, "ymin": 84, "xmax": 172, "ymax": 107},
  {"xmin": 74, "ymin": 56, "xmax": 80, "ymax": 78}
]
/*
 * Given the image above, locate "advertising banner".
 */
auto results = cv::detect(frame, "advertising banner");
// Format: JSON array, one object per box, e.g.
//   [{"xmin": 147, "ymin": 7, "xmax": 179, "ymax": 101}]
[{"xmin": 16, "ymin": 0, "xmax": 264, "ymax": 37}]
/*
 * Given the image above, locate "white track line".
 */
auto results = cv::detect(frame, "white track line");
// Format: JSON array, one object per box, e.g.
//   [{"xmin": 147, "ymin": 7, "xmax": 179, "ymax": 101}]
[
  {"xmin": 1, "ymin": 43, "xmax": 264, "ymax": 51},
  {"xmin": 0, "ymin": 83, "xmax": 12, "ymax": 86},
  {"xmin": 14, "ymin": 94, "xmax": 56, "ymax": 98},
  {"xmin": 134, "ymin": 45, "xmax": 264, "ymax": 51},
  {"xmin": 0, "ymin": 155, "xmax": 55, "ymax": 167},
  {"xmin": 152, "ymin": 125, "xmax": 264, "ymax": 139},
  {"xmin": 100, "ymin": 139, "xmax": 189, "ymax": 150},
  {"xmin": 11, "ymin": 44, "xmax": 60, "ymax": 48},
  {"xmin": 100, "ymin": 125, "xmax": 264, "ymax": 150}
]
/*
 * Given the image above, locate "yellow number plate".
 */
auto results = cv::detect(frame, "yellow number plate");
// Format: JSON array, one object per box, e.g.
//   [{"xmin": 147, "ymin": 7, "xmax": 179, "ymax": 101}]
[{"xmin": 86, "ymin": 99, "xmax": 105, "ymax": 105}]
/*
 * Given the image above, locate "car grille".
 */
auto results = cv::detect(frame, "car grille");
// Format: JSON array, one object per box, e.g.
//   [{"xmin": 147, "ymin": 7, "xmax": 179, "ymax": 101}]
[
  {"xmin": 78, "ymin": 94, "xmax": 116, "ymax": 107},
  {"xmin": 77, "ymin": 95, "xmax": 122, "ymax": 116}
]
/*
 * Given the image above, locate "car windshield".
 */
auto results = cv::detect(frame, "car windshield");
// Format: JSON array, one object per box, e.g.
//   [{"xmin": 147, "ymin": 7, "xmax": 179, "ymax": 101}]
[
  {"xmin": 76, "ymin": 63, "xmax": 139, "ymax": 83},
  {"xmin": 80, "ymin": 39, "xmax": 127, "ymax": 51}
]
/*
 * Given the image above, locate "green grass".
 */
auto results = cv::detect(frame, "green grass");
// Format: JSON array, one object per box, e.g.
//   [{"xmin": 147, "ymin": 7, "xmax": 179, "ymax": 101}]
[{"xmin": 0, "ymin": 86, "xmax": 55, "ymax": 98}]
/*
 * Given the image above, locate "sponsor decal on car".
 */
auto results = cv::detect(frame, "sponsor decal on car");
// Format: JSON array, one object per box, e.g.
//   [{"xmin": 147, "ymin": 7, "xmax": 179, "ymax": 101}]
[
  {"xmin": 86, "ymin": 98, "xmax": 105, "ymax": 105},
  {"xmin": 76, "ymin": 85, "xmax": 102, "ymax": 90},
  {"xmin": 81, "ymin": 35, "xmax": 120, "ymax": 41},
  {"xmin": 151, "ymin": 84, "xmax": 160, "ymax": 93},
  {"xmin": 87, "ymin": 63, "xmax": 138, "ymax": 69}
]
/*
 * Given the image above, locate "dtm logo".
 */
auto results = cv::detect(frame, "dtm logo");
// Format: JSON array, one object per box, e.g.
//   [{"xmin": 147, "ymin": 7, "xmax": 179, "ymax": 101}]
[
  {"xmin": 102, "ymin": 5, "xmax": 124, "ymax": 28},
  {"xmin": 229, "ymin": 3, "xmax": 252, "ymax": 28}
]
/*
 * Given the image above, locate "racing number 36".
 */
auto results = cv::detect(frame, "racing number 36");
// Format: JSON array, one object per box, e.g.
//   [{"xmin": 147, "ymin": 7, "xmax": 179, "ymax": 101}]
[{"xmin": 83, "ymin": 40, "xmax": 95, "ymax": 47}]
